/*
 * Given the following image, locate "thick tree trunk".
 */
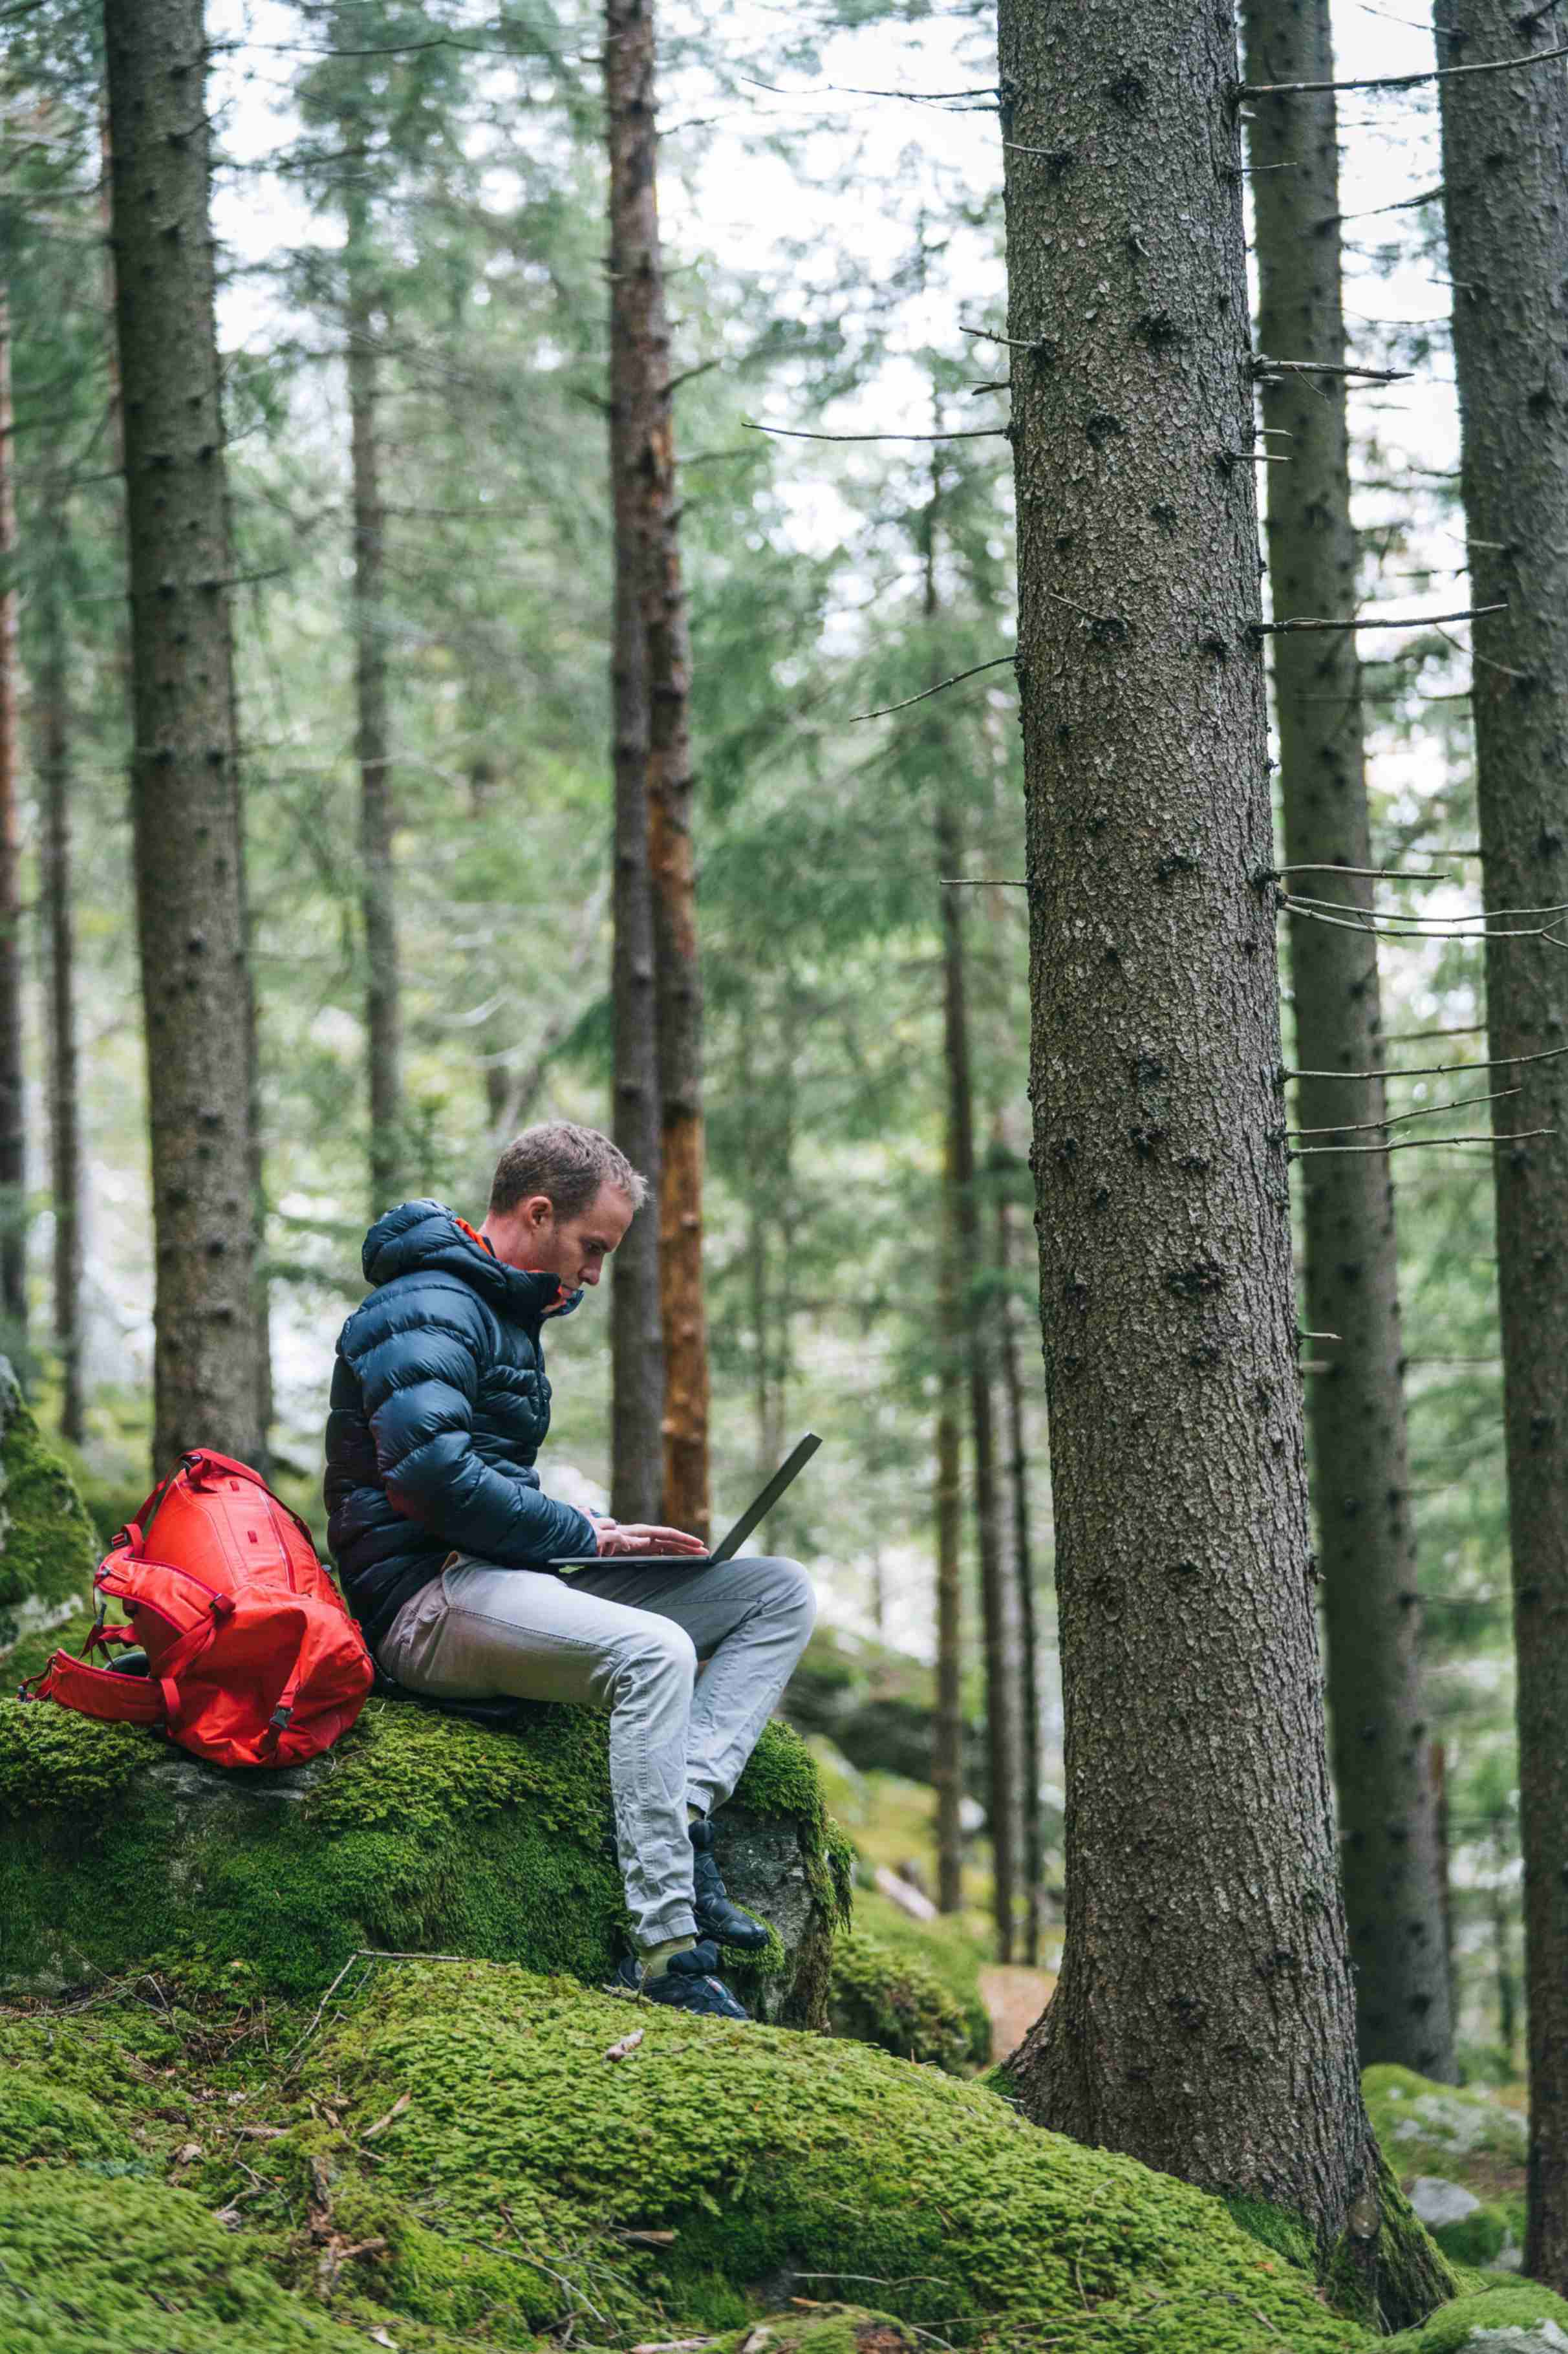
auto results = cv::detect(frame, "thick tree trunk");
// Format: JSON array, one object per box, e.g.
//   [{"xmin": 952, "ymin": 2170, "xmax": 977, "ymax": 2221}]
[
  {"xmin": 938, "ymin": 801, "xmax": 1016, "ymax": 1962},
  {"xmin": 934, "ymin": 1147, "xmax": 965, "ymax": 1916},
  {"xmin": 0, "ymin": 296, "xmax": 27, "ymax": 1350},
  {"xmin": 345, "ymin": 188, "xmax": 403, "ymax": 1215},
  {"xmin": 1434, "ymin": 0, "xmax": 1568, "ymax": 2285},
  {"xmin": 35, "ymin": 534, "xmax": 82, "ymax": 1445},
  {"xmin": 1241, "ymin": 0, "xmax": 1452, "ymax": 2080},
  {"xmin": 995, "ymin": 3, "xmax": 1438, "ymax": 2295},
  {"xmin": 604, "ymin": 0, "xmax": 664, "ymax": 1522},
  {"xmin": 103, "ymin": 0, "xmax": 263, "ymax": 1471},
  {"xmin": 996, "ymin": 1169, "xmax": 1044, "ymax": 1966}
]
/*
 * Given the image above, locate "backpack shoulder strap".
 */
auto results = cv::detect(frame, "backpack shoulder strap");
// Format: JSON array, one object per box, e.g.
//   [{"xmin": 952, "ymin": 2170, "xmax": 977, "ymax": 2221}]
[{"xmin": 23, "ymin": 1650, "xmax": 164, "ymax": 1725}]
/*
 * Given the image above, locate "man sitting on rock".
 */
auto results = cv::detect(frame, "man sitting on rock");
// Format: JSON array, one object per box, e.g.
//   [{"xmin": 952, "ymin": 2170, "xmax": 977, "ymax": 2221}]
[{"xmin": 324, "ymin": 1120, "xmax": 817, "ymax": 2022}]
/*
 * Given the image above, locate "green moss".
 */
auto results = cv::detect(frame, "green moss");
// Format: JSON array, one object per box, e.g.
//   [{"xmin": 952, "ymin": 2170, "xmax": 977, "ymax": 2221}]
[
  {"xmin": 828, "ymin": 1931, "xmax": 974, "ymax": 2073},
  {"xmin": 711, "ymin": 2311, "xmax": 921, "ymax": 2354},
  {"xmin": 0, "ymin": 1698, "xmax": 837, "ymax": 2023},
  {"xmin": 0, "ymin": 1701, "xmax": 149, "ymax": 1813},
  {"xmin": 1222, "ymin": 2194, "xmax": 1317, "ymax": 2275},
  {"xmin": 0, "ymin": 2065, "xmax": 140, "ymax": 2170},
  {"xmin": 1424, "ymin": 2199, "xmax": 1509, "ymax": 2269},
  {"xmin": 848, "ymin": 1889, "xmax": 992, "ymax": 2065},
  {"xmin": 295, "ymin": 1956, "xmax": 1379, "ymax": 2353},
  {"xmin": 0, "ymin": 2165, "xmax": 372, "ymax": 2351},
  {"xmin": 1365, "ymin": 2062, "xmax": 1529, "ymax": 2185},
  {"xmin": 0, "ymin": 1381, "xmax": 99, "ymax": 1638},
  {"xmin": 1382, "ymin": 2280, "xmax": 1568, "ymax": 2351}
]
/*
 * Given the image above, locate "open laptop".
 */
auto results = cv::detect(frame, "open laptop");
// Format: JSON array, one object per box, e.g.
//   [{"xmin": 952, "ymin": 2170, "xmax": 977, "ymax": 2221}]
[{"xmin": 549, "ymin": 1432, "xmax": 821, "ymax": 1572}]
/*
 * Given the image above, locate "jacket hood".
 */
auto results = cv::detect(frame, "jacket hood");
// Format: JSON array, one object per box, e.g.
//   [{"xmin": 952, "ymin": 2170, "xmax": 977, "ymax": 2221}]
[{"xmin": 361, "ymin": 1200, "xmax": 583, "ymax": 1322}]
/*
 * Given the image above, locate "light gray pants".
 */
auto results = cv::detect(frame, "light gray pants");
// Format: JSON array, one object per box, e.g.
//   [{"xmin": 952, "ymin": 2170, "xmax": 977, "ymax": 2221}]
[{"xmin": 378, "ymin": 1550, "xmax": 817, "ymax": 1947}]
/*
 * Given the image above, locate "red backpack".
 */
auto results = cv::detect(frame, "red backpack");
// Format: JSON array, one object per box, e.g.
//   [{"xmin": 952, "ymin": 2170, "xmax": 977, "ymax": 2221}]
[{"xmin": 22, "ymin": 1449, "xmax": 373, "ymax": 1769}]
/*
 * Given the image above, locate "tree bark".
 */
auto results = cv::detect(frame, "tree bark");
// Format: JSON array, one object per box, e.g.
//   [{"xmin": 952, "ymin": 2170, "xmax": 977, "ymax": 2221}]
[
  {"xmin": 1434, "ymin": 0, "xmax": 1568, "ymax": 2285},
  {"xmin": 103, "ymin": 0, "xmax": 263, "ymax": 1471},
  {"xmin": 994, "ymin": 1, "xmax": 1438, "ymax": 2292},
  {"xmin": 604, "ymin": 0, "xmax": 664, "ymax": 1522},
  {"xmin": 934, "ymin": 1136, "xmax": 965, "ymax": 1916},
  {"xmin": 996, "ymin": 1163, "xmax": 1044, "ymax": 1966},
  {"xmin": 938, "ymin": 799, "xmax": 1016, "ymax": 1963},
  {"xmin": 35, "ymin": 528, "xmax": 82, "ymax": 1445},
  {"xmin": 345, "ymin": 178, "xmax": 403, "ymax": 1216},
  {"xmin": 468, "ymin": 759, "xmax": 511, "ymax": 1133},
  {"xmin": 1241, "ymin": 0, "xmax": 1453, "ymax": 2081},
  {"xmin": 0, "ymin": 294, "xmax": 27, "ymax": 1351}
]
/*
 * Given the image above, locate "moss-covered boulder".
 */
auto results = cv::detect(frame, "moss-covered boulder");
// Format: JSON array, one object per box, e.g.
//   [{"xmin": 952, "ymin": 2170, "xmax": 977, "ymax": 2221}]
[
  {"xmin": 0, "ymin": 1680, "xmax": 850, "ymax": 2024},
  {"xmin": 0, "ymin": 1362, "xmax": 100, "ymax": 1661},
  {"xmin": 270, "ymin": 1956, "xmax": 1408, "ymax": 2351},
  {"xmin": 1381, "ymin": 2280, "xmax": 1568, "ymax": 2351},
  {"xmin": 1366, "ymin": 2064, "xmax": 1528, "ymax": 2271},
  {"xmin": 827, "ymin": 1930, "xmax": 976, "ymax": 2072}
]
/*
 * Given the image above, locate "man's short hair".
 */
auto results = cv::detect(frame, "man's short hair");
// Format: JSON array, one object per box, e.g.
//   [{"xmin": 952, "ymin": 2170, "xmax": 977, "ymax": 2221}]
[{"xmin": 489, "ymin": 1122, "xmax": 649, "ymax": 1221}]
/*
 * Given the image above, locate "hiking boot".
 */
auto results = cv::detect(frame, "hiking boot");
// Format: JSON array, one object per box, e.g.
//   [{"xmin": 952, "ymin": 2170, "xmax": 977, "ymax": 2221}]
[
  {"xmin": 690, "ymin": 1813, "xmax": 769, "ymax": 1952},
  {"xmin": 640, "ymin": 1941, "xmax": 751, "ymax": 2021}
]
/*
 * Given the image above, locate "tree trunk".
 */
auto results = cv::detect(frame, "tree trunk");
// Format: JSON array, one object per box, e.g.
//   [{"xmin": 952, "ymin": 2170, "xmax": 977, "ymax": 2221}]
[
  {"xmin": 1241, "ymin": 0, "xmax": 1453, "ymax": 2081},
  {"xmin": 0, "ymin": 294, "xmax": 27, "ymax": 1352},
  {"xmin": 995, "ymin": 1, "xmax": 1439, "ymax": 2296},
  {"xmin": 604, "ymin": 0, "xmax": 664, "ymax": 1522},
  {"xmin": 937, "ymin": 799, "xmax": 1016, "ymax": 1963},
  {"xmin": 345, "ymin": 182, "xmax": 403, "ymax": 1216},
  {"xmin": 1434, "ymin": 0, "xmax": 1568, "ymax": 2284},
  {"xmin": 103, "ymin": 0, "xmax": 262, "ymax": 1472},
  {"xmin": 934, "ymin": 1140, "xmax": 965, "ymax": 1916},
  {"xmin": 469, "ymin": 759, "xmax": 511, "ymax": 1132},
  {"xmin": 35, "ymin": 530, "xmax": 82, "ymax": 1445},
  {"xmin": 996, "ymin": 1166, "xmax": 1044, "ymax": 1967}
]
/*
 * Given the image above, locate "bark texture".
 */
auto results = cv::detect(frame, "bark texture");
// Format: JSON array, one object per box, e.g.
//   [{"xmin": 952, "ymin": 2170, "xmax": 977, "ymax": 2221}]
[
  {"xmin": 938, "ymin": 799, "xmax": 1016, "ymax": 1961},
  {"xmin": 1241, "ymin": 0, "xmax": 1452, "ymax": 2080},
  {"xmin": 995, "ymin": 0, "xmax": 1426, "ymax": 2282},
  {"xmin": 36, "ymin": 533, "xmax": 82, "ymax": 1445},
  {"xmin": 0, "ymin": 296, "xmax": 27, "ymax": 1345},
  {"xmin": 1434, "ymin": 0, "xmax": 1568, "ymax": 2287},
  {"xmin": 604, "ymin": 0, "xmax": 664, "ymax": 1522},
  {"xmin": 345, "ymin": 182, "xmax": 403, "ymax": 1216},
  {"xmin": 103, "ymin": 0, "xmax": 263, "ymax": 1469}
]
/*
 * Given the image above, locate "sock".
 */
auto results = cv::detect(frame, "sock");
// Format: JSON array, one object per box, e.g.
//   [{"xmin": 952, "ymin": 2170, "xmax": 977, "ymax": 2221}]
[
  {"xmin": 641, "ymin": 1934, "xmax": 696, "ymax": 1982},
  {"xmin": 686, "ymin": 1802, "xmax": 705, "ymax": 1826}
]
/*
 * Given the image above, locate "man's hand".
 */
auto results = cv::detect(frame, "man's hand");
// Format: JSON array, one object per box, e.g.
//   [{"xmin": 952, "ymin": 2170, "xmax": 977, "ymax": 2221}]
[{"xmin": 592, "ymin": 1518, "xmax": 707, "ymax": 1558}]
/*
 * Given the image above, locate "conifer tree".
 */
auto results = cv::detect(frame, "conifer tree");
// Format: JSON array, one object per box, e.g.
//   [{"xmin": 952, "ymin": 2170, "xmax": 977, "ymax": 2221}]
[
  {"xmin": 1435, "ymin": 0, "xmax": 1568, "ymax": 2284},
  {"xmin": 996, "ymin": 0, "xmax": 1445, "ymax": 2299},
  {"xmin": 102, "ymin": 0, "xmax": 263, "ymax": 1468},
  {"xmin": 0, "ymin": 294, "xmax": 25, "ymax": 1354},
  {"xmin": 1241, "ymin": 0, "xmax": 1452, "ymax": 2079}
]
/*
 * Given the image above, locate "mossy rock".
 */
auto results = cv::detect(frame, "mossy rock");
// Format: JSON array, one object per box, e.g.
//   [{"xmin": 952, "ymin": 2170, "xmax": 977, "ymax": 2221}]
[
  {"xmin": 1366, "ymin": 2064, "xmax": 1528, "ymax": 2269},
  {"xmin": 0, "ymin": 1362, "xmax": 100, "ymax": 1659},
  {"xmin": 827, "ymin": 1929, "xmax": 975, "ymax": 2072},
  {"xmin": 0, "ymin": 2165, "xmax": 379, "ymax": 2353},
  {"xmin": 274, "ymin": 1954, "xmax": 1398, "ymax": 2351},
  {"xmin": 1382, "ymin": 2280, "xmax": 1568, "ymax": 2351},
  {"xmin": 848, "ymin": 1888, "xmax": 993, "ymax": 2066},
  {"xmin": 0, "ymin": 1687, "xmax": 850, "ymax": 2024}
]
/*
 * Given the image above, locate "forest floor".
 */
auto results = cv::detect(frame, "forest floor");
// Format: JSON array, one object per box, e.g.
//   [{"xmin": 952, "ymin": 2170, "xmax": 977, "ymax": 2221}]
[{"xmin": 978, "ymin": 1963, "xmax": 1057, "ymax": 2062}]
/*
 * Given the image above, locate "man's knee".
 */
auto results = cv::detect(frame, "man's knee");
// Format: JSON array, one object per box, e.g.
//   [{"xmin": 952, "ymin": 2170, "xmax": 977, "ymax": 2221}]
[
  {"xmin": 753, "ymin": 1555, "xmax": 817, "ymax": 1637},
  {"xmin": 616, "ymin": 1615, "xmax": 698, "ymax": 1701}
]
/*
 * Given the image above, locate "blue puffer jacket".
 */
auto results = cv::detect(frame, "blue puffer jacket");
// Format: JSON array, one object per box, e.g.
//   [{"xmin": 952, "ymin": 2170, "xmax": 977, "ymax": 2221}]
[{"xmin": 323, "ymin": 1200, "xmax": 598, "ymax": 1654}]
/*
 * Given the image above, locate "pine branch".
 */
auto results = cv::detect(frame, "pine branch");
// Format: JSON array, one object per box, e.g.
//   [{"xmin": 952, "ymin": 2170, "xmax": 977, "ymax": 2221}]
[
  {"xmin": 1254, "ymin": 602, "xmax": 1507, "ymax": 636},
  {"xmin": 1267, "ymin": 862, "xmax": 1452, "ymax": 881},
  {"xmin": 743, "ymin": 418, "xmax": 1007, "ymax": 444},
  {"xmin": 1289, "ymin": 1085, "xmax": 1521, "ymax": 1139},
  {"xmin": 1290, "ymin": 1130, "xmax": 1554, "ymax": 1156},
  {"xmin": 851, "ymin": 656, "xmax": 1018, "ymax": 724},
  {"xmin": 1284, "ymin": 1041, "xmax": 1568, "ymax": 1082},
  {"xmin": 1251, "ymin": 356, "xmax": 1413, "ymax": 383},
  {"xmin": 1235, "ymin": 37, "xmax": 1568, "ymax": 98}
]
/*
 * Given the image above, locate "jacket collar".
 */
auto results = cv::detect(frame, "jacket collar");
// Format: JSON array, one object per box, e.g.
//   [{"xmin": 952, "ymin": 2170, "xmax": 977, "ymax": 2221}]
[{"xmin": 361, "ymin": 1201, "xmax": 583, "ymax": 1323}]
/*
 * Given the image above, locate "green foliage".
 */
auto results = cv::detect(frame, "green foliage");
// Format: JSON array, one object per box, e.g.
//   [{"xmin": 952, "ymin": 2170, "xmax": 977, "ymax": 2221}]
[
  {"xmin": 828, "ymin": 1930, "xmax": 974, "ymax": 2072},
  {"xmin": 0, "ymin": 1384, "xmax": 100, "ymax": 1624},
  {"xmin": 0, "ymin": 1700, "xmax": 837, "ymax": 2022},
  {"xmin": 288, "ymin": 1958, "xmax": 1378, "ymax": 2352}
]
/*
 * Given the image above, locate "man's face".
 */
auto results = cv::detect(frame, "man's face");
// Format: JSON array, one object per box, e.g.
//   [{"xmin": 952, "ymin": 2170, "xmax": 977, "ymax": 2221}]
[{"xmin": 501, "ymin": 1182, "xmax": 636, "ymax": 1290}]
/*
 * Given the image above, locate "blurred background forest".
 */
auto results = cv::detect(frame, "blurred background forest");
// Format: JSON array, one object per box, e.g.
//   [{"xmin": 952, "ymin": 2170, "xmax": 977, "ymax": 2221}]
[{"xmin": 0, "ymin": 0, "xmax": 1523, "ymax": 2075}]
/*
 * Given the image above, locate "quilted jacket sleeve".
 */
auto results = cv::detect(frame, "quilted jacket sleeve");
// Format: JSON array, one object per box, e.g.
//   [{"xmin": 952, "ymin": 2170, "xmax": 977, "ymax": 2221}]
[{"xmin": 343, "ymin": 1284, "xmax": 597, "ymax": 1568}]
